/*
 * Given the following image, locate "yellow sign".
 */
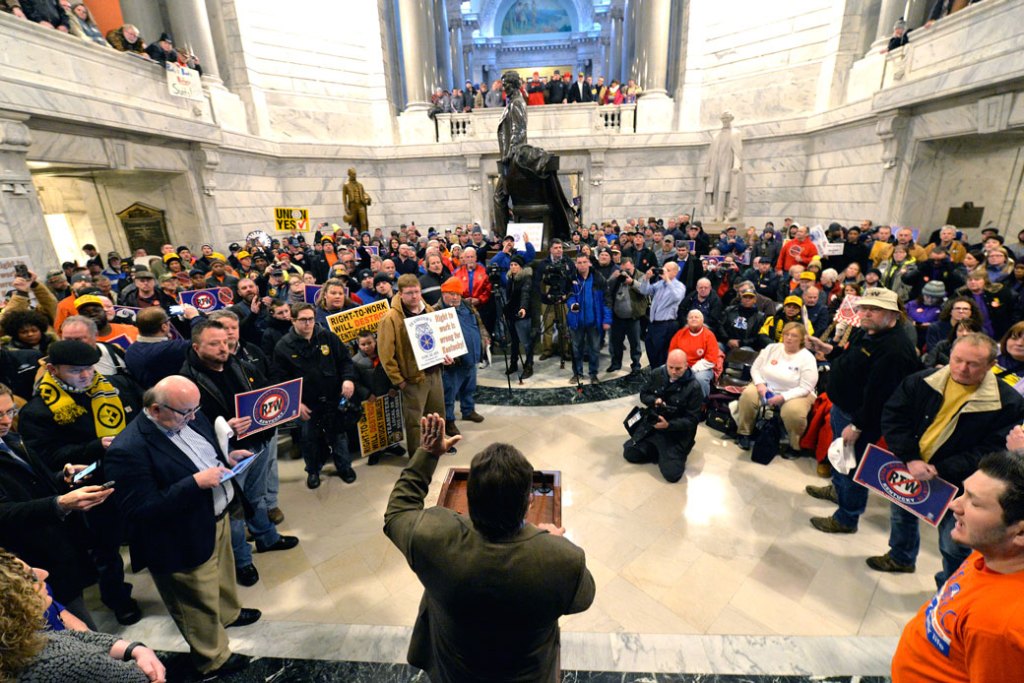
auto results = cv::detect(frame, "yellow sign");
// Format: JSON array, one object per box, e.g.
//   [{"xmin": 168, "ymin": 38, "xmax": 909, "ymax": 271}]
[
  {"xmin": 357, "ymin": 393, "xmax": 404, "ymax": 457},
  {"xmin": 325, "ymin": 299, "xmax": 391, "ymax": 343},
  {"xmin": 273, "ymin": 207, "xmax": 310, "ymax": 232}
]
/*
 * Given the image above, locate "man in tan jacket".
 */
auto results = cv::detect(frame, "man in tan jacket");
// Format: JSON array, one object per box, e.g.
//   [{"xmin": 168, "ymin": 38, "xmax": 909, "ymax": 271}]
[{"xmin": 377, "ymin": 274, "xmax": 448, "ymax": 453}]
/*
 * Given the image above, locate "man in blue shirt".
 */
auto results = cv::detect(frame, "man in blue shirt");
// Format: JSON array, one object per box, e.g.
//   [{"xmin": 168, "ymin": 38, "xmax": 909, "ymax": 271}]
[{"xmin": 634, "ymin": 261, "xmax": 685, "ymax": 368}]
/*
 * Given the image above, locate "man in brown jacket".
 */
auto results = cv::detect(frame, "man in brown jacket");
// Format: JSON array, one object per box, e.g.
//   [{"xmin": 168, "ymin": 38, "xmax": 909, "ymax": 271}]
[
  {"xmin": 385, "ymin": 414, "xmax": 595, "ymax": 683},
  {"xmin": 376, "ymin": 274, "xmax": 447, "ymax": 453}
]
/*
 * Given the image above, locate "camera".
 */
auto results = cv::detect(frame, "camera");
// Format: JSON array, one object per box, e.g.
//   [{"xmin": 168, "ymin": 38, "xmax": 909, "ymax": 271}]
[
  {"xmin": 486, "ymin": 262, "xmax": 503, "ymax": 285},
  {"xmin": 649, "ymin": 266, "xmax": 663, "ymax": 279}
]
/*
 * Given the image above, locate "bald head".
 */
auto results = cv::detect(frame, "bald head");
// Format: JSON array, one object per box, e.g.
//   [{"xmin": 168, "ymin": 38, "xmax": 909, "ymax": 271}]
[
  {"xmin": 148, "ymin": 375, "xmax": 199, "ymax": 408},
  {"xmin": 666, "ymin": 349, "xmax": 688, "ymax": 380},
  {"xmin": 663, "ymin": 262, "xmax": 679, "ymax": 279}
]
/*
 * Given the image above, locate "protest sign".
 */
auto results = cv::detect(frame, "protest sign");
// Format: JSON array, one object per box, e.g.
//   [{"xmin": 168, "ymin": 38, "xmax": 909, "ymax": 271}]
[
  {"xmin": 274, "ymin": 208, "xmax": 310, "ymax": 232},
  {"xmin": 835, "ymin": 295, "xmax": 862, "ymax": 327},
  {"xmin": 179, "ymin": 287, "xmax": 233, "ymax": 313},
  {"xmin": 304, "ymin": 285, "xmax": 323, "ymax": 304},
  {"xmin": 404, "ymin": 307, "xmax": 468, "ymax": 370},
  {"xmin": 0, "ymin": 255, "xmax": 34, "ymax": 305},
  {"xmin": 165, "ymin": 65, "xmax": 203, "ymax": 101},
  {"xmin": 853, "ymin": 444, "xmax": 958, "ymax": 527},
  {"xmin": 823, "ymin": 242, "xmax": 845, "ymax": 256},
  {"xmin": 325, "ymin": 299, "xmax": 390, "ymax": 343},
  {"xmin": 233, "ymin": 378, "xmax": 303, "ymax": 438},
  {"xmin": 357, "ymin": 394, "xmax": 405, "ymax": 457},
  {"xmin": 112, "ymin": 306, "xmax": 140, "ymax": 325},
  {"xmin": 506, "ymin": 222, "xmax": 543, "ymax": 251}
]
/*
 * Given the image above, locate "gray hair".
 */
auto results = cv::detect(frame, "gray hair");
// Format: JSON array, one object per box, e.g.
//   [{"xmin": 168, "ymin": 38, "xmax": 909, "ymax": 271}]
[
  {"xmin": 60, "ymin": 315, "xmax": 98, "ymax": 338},
  {"xmin": 208, "ymin": 309, "xmax": 239, "ymax": 323}
]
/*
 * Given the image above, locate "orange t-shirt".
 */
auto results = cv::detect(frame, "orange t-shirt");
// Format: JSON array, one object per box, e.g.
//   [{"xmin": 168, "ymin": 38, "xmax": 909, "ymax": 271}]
[
  {"xmin": 96, "ymin": 323, "xmax": 139, "ymax": 351},
  {"xmin": 891, "ymin": 551, "xmax": 1024, "ymax": 682}
]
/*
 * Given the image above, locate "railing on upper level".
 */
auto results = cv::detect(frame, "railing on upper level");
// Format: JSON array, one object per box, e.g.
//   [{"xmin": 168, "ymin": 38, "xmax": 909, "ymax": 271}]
[{"xmin": 435, "ymin": 103, "xmax": 637, "ymax": 143}]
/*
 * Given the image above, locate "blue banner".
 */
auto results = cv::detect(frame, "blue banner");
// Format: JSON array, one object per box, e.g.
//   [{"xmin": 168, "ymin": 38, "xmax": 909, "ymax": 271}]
[
  {"xmin": 179, "ymin": 287, "xmax": 233, "ymax": 313},
  {"xmin": 853, "ymin": 444, "xmax": 958, "ymax": 527},
  {"xmin": 304, "ymin": 285, "xmax": 322, "ymax": 304},
  {"xmin": 233, "ymin": 378, "xmax": 303, "ymax": 437}
]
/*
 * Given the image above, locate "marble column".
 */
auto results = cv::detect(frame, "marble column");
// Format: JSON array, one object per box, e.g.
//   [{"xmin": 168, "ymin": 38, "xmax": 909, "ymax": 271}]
[
  {"xmin": 634, "ymin": 0, "xmax": 673, "ymax": 132},
  {"xmin": 397, "ymin": 0, "xmax": 440, "ymax": 143},
  {"xmin": 0, "ymin": 111, "xmax": 59, "ymax": 272},
  {"xmin": 874, "ymin": 0, "xmax": 906, "ymax": 46},
  {"xmin": 622, "ymin": 0, "xmax": 634, "ymax": 84},
  {"xmin": 450, "ymin": 18, "xmax": 465, "ymax": 90},
  {"xmin": 609, "ymin": 8, "xmax": 622, "ymax": 83},
  {"xmin": 436, "ymin": 0, "xmax": 453, "ymax": 91},
  {"xmin": 117, "ymin": 0, "xmax": 162, "ymax": 46},
  {"xmin": 165, "ymin": 0, "xmax": 221, "ymax": 79}
]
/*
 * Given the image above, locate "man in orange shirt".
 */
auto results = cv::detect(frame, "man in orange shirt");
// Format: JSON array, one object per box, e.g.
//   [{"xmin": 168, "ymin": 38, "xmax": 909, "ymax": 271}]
[
  {"xmin": 668, "ymin": 309, "xmax": 721, "ymax": 397},
  {"xmin": 891, "ymin": 450, "xmax": 1024, "ymax": 682},
  {"xmin": 71, "ymin": 295, "xmax": 139, "ymax": 350}
]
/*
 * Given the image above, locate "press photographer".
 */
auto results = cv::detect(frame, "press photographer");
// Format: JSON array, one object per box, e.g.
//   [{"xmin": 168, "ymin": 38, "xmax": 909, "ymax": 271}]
[
  {"xmin": 534, "ymin": 240, "xmax": 575, "ymax": 362},
  {"xmin": 622, "ymin": 349, "xmax": 703, "ymax": 482}
]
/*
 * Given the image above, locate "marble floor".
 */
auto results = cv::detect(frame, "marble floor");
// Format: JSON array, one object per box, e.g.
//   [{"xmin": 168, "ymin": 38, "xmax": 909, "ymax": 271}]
[{"xmin": 89, "ymin": 351, "xmax": 935, "ymax": 679}]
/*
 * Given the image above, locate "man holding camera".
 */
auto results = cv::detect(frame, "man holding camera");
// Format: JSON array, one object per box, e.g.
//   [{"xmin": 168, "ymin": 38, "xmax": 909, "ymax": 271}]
[
  {"xmin": 605, "ymin": 258, "xmax": 648, "ymax": 373},
  {"xmin": 535, "ymin": 240, "xmax": 575, "ymax": 362},
  {"xmin": 633, "ymin": 260, "xmax": 685, "ymax": 369},
  {"xmin": 623, "ymin": 349, "xmax": 703, "ymax": 482}
]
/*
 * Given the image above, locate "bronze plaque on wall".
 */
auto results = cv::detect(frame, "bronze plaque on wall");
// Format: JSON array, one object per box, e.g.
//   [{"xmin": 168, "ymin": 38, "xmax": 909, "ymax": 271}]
[{"xmin": 117, "ymin": 203, "xmax": 169, "ymax": 257}]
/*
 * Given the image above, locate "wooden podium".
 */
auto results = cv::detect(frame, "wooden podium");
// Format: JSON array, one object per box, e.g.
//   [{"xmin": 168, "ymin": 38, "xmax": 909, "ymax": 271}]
[{"xmin": 437, "ymin": 468, "xmax": 562, "ymax": 527}]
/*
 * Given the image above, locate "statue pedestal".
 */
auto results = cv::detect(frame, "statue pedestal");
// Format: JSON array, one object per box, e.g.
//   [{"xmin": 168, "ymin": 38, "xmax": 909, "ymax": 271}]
[{"xmin": 499, "ymin": 155, "xmax": 576, "ymax": 249}]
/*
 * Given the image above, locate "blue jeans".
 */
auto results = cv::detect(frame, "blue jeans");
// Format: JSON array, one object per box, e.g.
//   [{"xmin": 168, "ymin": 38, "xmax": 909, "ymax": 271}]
[
  {"xmin": 645, "ymin": 320, "xmax": 676, "ymax": 369},
  {"xmin": 692, "ymin": 368, "xmax": 714, "ymax": 397},
  {"xmin": 265, "ymin": 432, "xmax": 279, "ymax": 509},
  {"xmin": 508, "ymin": 315, "xmax": 534, "ymax": 367},
  {"xmin": 829, "ymin": 404, "xmax": 869, "ymax": 529},
  {"xmin": 443, "ymin": 361, "xmax": 478, "ymax": 420},
  {"xmin": 887, "ymin": 503, "xmax": 921, "ymax": 566},
  {"xmin": 936, "ymin": 509, "xmax": 972, "ymax": 588},
  {"xmin": 570, "ymin": 325, "xmax": 601, "ymax": 377},
  {"xmin": 238, "ymin": 441, "xmax": 280, "ymax": 549},
  {"xmin": 231, "ymin": 519, "xmax": 252, "ymax": 568}
]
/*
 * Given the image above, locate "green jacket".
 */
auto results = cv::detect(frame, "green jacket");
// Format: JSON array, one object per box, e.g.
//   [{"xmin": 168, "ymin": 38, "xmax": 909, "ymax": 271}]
[{"xmin": 384, "ymin": 448, "xmax": 595, "ymax": 683}]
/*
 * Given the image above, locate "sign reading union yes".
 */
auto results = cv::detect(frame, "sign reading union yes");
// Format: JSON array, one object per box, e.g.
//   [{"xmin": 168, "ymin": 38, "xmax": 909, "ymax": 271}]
[
  {"xmin": 404, "ymin": 308, "xmax": 468, "ymax": 370},
  {"xmin": 233, "ymin": 378, "xmax": 304, "ymax": 438},
  {"xmin": 853, "ymin": 444, "xmax": 958, "ymax": 527}
]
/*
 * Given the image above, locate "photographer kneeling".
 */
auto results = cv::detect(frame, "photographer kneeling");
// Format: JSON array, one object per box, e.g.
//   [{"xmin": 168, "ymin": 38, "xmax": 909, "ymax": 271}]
[{"xmin": 623, "ymin": 349, "xmax": 703, "ymax": 482}]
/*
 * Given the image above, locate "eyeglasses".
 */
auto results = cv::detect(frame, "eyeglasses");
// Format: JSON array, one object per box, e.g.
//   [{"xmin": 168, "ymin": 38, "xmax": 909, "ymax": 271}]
[
  {"xmin": 0, "ymin": 408, "xmax": 20, "ymax": 419},
  {"xmin": 161, "ymin": 404, "xmax": 200, "ymax": 418},
  {"xmin": 294, "ymin": 317, "xmax": 316, "ymax": 324}
]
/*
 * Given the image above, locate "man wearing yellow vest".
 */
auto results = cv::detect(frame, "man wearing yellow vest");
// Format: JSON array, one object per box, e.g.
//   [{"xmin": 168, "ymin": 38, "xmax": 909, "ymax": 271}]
[
  {"xmin": 878, "ymin": 333, "xmax": 1024, "ymax": 585},
  {"xmin": 19, "ymin": 340, "xmax": 144, "ymax": 624}
]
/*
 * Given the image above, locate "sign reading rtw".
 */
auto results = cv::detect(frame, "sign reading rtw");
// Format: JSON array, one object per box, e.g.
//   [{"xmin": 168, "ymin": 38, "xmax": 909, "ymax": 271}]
[
  {"xmin": 179, "ymin": 287, "xmax": 233, "ymax": 313},
  {"xmin": 357, "ymin": 394, "xmax": 405, "ymax": 457},
  {"xmin": 233, "ymin": 378, "xmax": 304, "ymax": 438},
  {"xmin": 274, "ymin": 207, "xmax": 310, "ymax": 233},
  {"xmin": 853, "ymin": 444, "xmax": 958, "ymax": 527},
  {"xmin": 404, "ymin": 308, "xmax": 468, "ymax": 370},
  {"xmin": 325, "ymin": 300, "xmax": 390, "ymax": 343}
]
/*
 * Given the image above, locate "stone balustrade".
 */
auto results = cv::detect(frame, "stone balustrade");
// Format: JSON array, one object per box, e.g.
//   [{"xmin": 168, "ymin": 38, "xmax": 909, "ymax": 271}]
[{"xmin": 435, "ymin": 103, "xmax": 636, "ymax": 143}]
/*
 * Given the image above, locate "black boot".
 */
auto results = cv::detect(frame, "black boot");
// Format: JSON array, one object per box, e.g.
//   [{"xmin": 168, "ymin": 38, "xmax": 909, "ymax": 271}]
[
  {"xmin": 505, "ymin": 364, "xmax": 519, "ymax": 376},
  {"xmin": 521, "ymin": 363, "xmax": 534, "ymax": 379}
]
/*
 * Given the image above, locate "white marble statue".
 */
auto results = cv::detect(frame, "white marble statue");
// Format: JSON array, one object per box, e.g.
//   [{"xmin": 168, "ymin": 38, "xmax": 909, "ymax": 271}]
[{"xmin": 703, "ymin": 111, "xmax": 744, "ymax": 222}]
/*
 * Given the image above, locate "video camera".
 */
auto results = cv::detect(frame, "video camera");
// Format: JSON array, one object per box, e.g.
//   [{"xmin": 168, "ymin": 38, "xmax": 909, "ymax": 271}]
[{"xmin": 486, "ymin": 262, "xmax": 504, "ymax": 285}]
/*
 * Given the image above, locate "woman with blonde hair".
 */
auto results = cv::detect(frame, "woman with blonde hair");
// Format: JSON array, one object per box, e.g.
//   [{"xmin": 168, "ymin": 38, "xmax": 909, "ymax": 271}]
[
  {"xmin": 0, "ymin": 548, "xmax": 164, "ymax": 682},
  {"xmin": 67, "ymin": 2, "xmax": 109, "ymax": 47},
  {"xmin": 735, "ymin": 322, "xmax": 818, "ymax": 457}
]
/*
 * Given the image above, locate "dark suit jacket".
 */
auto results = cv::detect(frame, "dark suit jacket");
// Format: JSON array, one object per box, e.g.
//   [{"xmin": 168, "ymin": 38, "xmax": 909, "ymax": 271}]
[
  {"xmin": 384, "ymin": 448, "xmax": 595, "ymax": 683},
  {"xmin": 497, "ymin": 93, "xmax": 528, "ymax": 163},
  {"xmin": 104, "ymin": 412, "xmax": 235, "ymax": 574},
  {"xmin": 0, "ymin": 434, "xmax": 95, "ymax": 603}
]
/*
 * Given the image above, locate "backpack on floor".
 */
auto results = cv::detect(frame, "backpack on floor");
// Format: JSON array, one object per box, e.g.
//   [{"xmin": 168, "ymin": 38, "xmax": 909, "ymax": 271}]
[
  {"xmin": 751, "ymin": 405, "xmax": 782, "ymax": 465},
  {"xmin": 704, "ymin": 391, "xmax": 737, "ymax": 434}
]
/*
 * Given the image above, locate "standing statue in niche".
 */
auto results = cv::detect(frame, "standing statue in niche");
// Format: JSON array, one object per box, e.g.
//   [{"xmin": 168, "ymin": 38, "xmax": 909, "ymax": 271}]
[
  {"xmin": 703, "ymin": 111, "xmax": 744, "ymax": 223},
  {"xmin": 493, "ymin": 70, "xmax": 528, "ymax": 236},
  {"xmin": 343, "ymin": 167, "xmax": 372, "ymax": 231}
]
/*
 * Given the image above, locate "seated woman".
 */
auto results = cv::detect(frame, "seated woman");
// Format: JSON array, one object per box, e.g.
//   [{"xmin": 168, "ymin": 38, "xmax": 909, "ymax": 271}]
[
  {"xmin": 0, "ymin": 549, "xmax": 164, "ymax": 682},
  {"xmin": 995, "ymin": 321, "xmax": 1024, "ymax": 396},
  {"xmin": 1, "ymin": 309, "xmax": 56, "ymax": 354},
  {"xmin": 923, "ymin": 319, "xmax": 981, "ymax": 368},
  {"xmin": 735, "ymin": 322, "xmax": 818, "ymax": 457}
]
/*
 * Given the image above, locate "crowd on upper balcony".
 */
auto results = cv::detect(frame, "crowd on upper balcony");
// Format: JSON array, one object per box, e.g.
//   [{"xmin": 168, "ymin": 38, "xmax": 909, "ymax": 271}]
[
  {"xmin": 2, "ymin": 0, "xmax": 203, "ymax": 74},
  {"xmin": 430, "ymin": 69, "xmax": 642, "ymax": 116},
  {"xmin": 881, "ymin": 0, "xmax": 985, "ymax": 53}
]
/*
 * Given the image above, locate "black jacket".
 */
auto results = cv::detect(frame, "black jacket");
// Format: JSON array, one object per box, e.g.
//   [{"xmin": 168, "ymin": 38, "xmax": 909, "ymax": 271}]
[
  {"xmin": 180, "ymin": 348, "xmax": 272, "ymax": 450},
  {"xmin": 21, "ymin": 0, "xmax": 68, "ymax": 28},
  {"xmin": 677, "ymin": 292, "xmax": 725, "ymax": 340},
  {"xmin": 0, "ymin": 433, "xmax": 95, "ymax": 603},
  {"xmin": 271, "ymin": 326, "xmax": 357, "ymax": 405},
  {"xmin": 721, "ymin": 304, "xmax": 766, "ymax": 348},
  {"xmin": 0, "ymin": 347, "xmax": 42, "ymax": 401},
  {"xmin": 633, "ymin": 367, "xmax": 704, "ymax": 451},
  {"xmin": 827, "ymin": 325, "xmax": 921, "ymax": 443},
  {"xmin": 882, "ymin": 367, "xmax": 1024, "ymax": 488},
  {"xmin": 105, "ymin": 412, "xmax": 241, "ymax": 573},
  {"xmin": 668, "ymin": 256, "xmax": 704, "ymax": 293},
  {"xmin": 260, "ymin": 317, "xmax": 293, "ymax": 359},
  {"xmin": 622, "ymin": 246, "xmax": 657, "ymax": 274},
  {"xmin": 902, "ymin": 259, "xmax": 965, "ymax": 301},
  {"xmin": 504, "ymin": 267, "xmax": 533, "ymax": 317}
]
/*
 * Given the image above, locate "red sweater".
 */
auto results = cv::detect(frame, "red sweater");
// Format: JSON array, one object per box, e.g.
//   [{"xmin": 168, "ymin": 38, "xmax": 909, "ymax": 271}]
[
  {"xmin": 668, "ymin": 326, "xmax": 722, "ymax": 375},
  {"xmin": 776, "ymin": 237, "xmax": 819, "ymax": 272}
]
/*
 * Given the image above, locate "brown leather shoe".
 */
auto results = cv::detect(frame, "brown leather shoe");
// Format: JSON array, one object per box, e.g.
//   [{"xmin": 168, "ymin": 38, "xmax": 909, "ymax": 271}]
[
  {"xmin": 445, "ymin": 421, "xmax": 460, "ymax": 437},
  {"xmin": 463, "ymin": 412, "xmax": 485, "ymax": 423},
  {"xmin": 816, "ymin": 461, "xmax": 833, "ymax": 478},
  {"xmin": 810, "ymin": 516, "xmax": 856, "ymax": 534},
  {"xmin": 268, "ymin": 507, "xmax": 284, "ymax": 525}
]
